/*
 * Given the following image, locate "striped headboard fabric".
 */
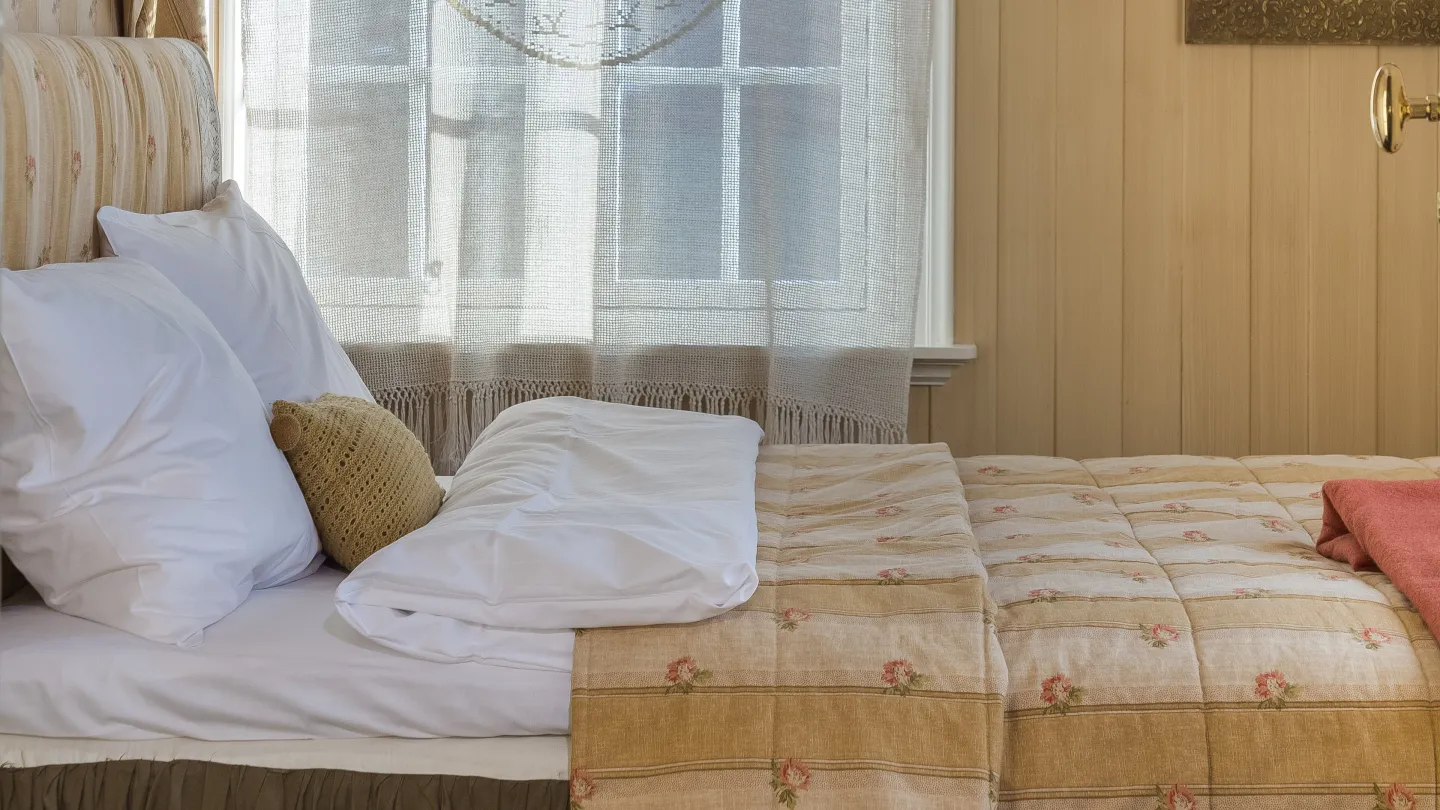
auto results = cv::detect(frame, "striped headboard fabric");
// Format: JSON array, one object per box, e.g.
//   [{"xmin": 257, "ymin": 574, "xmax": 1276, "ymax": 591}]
[
  {"xmin": 4, "ymin": 0, "xmax": 122, "ymax": 37},
  {"xmin": 4, "ymin": 0, "xmax": 208, "ymax": 47},
  {"xmin": 1, "ymin": 33, "xmax": 220, "ymax": 270}
]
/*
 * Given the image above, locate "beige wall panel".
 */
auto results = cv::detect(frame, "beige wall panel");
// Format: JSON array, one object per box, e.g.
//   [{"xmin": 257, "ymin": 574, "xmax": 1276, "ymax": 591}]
[
  {"xmin": 1308, "ymin": 47, "xmax": 1380, "ymax": 454},
  {"xmin": 1249, "ymin": 47, "xmax": 1311, "ymax": 455},
  {"xmin": 1054, "ymin": 0, "xmax": 1125, "ymax": 459},
  {"xmin": 1121, "ymin": 0, "xmax": 1185, "ymax": 455},
  {"xmin": 995, "ymin": 0, "xmax": 1058, "ymax": 455},
  {"xmin": 907, "ymin": 386, "xmax": 932, "ymax": 444},
  {"xmin": 929, "ymin": 11, "xmax": 1440, "ymax": 460},
  {"xmin": 1181, "ymin": 46, "xmax": 1253, "ymax": 456}
]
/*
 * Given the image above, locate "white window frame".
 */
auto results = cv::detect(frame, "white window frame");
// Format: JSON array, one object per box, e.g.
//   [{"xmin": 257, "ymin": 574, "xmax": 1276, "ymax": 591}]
[
  {"xmin": 215, "ymin": 0, "xmax": 970, "ymax": 373},
  {"xmin": 217, "ymin": 0, "xmax": 244, "ymax": 183},
  {"xmin": 918, "ymin": 0, "xmax": 955, "ymax": 350}
]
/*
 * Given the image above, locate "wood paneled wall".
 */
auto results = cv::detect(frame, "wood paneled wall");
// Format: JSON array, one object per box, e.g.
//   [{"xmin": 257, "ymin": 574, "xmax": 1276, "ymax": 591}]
[{"xmin": 910, "ymin": 0, "xmax": 1440, "ymax": 461}]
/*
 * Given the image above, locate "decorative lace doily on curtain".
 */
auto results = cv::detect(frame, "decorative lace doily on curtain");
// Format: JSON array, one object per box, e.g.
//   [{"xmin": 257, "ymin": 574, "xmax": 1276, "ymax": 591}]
[{"xmin": 444, "ymin": 0, "xmax": 723, "ymax": 67}]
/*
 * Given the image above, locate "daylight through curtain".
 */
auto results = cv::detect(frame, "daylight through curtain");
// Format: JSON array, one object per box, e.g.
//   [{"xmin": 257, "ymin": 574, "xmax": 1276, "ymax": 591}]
[{"xmin": 242, "ymin": 0, "xmax": 931, "ymax": 472}]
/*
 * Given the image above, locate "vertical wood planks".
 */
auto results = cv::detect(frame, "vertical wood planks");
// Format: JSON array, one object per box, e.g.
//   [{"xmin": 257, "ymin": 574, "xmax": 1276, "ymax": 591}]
[
  {"xmin": 1054, "ymin": 0, "xmax": 1125, "ymax": 459},
  {"xmin": 931, "ymin": 10, "xmax": 1440, "ymax": 461},
  {"xmin": 1249, "ymin": 47, "xmax": 1311, "ymax": 454},
  {"xmin": 907, "ymin": 386, "xmax": 932, "ymax": 443},
  {"xmin": 996, "ymin": 0, "xmax": 1058, "ymax": 455},
  {"xmin": 1377, "ymin": 48, "xmax": 1439, "ymax": 458},
  {"xmin": 1182, "ymin": 46, "xmax": 1253, "ymax": 456},
  {"xmin": 1121, "ymin": 0, "xmax": 1185, "ymax": 455},
  {"xmin": 1308, "ymin": 47, "xmax": 1380, "ymax": 454}
]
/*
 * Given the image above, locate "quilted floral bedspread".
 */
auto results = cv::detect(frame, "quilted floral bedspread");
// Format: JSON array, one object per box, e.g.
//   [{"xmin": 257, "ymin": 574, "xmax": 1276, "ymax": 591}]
[
  {"xmin": 958, "ymin": 454, "xmax": 1440, "ymax": 810},
  {"xmin": 570, "ymin": 444, "xmax": 1007, "ymax": 809}
]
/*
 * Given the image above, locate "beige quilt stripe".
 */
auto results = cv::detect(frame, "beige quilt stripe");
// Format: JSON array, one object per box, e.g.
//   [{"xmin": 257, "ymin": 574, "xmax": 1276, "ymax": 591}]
[
  {"xmin": 729, "ymin": 580, "xmax": 987, "ymax": 613},
  {"xmin": 570, "ymin": 445, "xmax": 1001, "ymax": 810},
  {"xmin": 588, "ymin": 761, "xmax": 996, "ymax": 780},
  {"xmin": 1004, "ymin": 706, "xmax": 1434, "ymax": 789},
  {"xmin": 573, "ymin": 690, "xmax": 998, "ymax": 770}
]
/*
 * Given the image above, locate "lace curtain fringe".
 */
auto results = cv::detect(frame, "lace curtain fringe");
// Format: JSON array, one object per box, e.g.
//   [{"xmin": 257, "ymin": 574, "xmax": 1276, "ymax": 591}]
[{"xmin": 376, "ymin": 382, "xmax": 907, "ymax": 475}]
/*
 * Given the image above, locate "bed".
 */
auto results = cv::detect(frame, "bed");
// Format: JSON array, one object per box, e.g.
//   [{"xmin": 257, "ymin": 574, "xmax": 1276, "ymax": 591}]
[
  {"xmin": 0, "ymin": 478, "xmax": 573, "ymax": 808},
  {"xmin": 10, "ymin": 8, "xmax": 1438, "ymax": 810},
  {"xmin": 1, "ymin": 442, "xmax": 1000, "ymax": 809},
  {"xmin": 959, "ymin": 453, "xmax": 1440, "ymax": 809},
  {"xmin": 1, "ymin": 21, "xmax": 1008, "ymax": 810},
  {"xmin": 0, "ymin": 573, "xmax": 571, "ymax": 805}
]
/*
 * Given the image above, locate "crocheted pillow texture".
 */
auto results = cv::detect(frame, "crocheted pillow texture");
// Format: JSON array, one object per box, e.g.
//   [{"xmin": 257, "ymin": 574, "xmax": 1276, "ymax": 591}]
[{"xmin": 270, "ymin": 394, "xmax": 443, "ymax": 570}]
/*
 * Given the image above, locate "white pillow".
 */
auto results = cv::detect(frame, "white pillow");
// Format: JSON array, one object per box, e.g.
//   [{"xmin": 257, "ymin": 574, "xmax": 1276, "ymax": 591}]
[
  {"xmin": 335, "ymin": 397, "xmax": 762, "ymax": 665},
  {"xmin": 96, "ymin": 180, "xmax": 372, "ymax": 407},
  {"xmin": 0, "ymin": 258, "xmax": 321, "ymax": 646}
]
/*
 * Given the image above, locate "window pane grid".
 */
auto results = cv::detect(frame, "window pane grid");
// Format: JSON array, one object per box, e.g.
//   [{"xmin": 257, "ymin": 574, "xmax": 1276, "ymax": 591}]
[
  {"xmin": 605, "ymin": 0, "xmax": 847, "ymax": 293},
  {"xmin": 376, "ymin": 2, "xmax": 853, "ymax": 296}
]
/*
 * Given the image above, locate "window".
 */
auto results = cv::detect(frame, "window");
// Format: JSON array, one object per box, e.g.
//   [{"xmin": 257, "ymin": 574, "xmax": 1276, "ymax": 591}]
[{"xmin": 220, "ymin": 0, "xmax": 957, "ymax": 354}]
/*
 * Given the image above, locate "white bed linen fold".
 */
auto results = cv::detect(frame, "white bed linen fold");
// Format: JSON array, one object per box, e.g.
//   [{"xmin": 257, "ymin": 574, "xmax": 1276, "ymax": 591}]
[
  {"xmin": 0, "ymin": 568, "xmax": 571, "ymax": 741},
  {"xmin": 336, "ymin": 397, "xmax": 762, "ymax": 664}
]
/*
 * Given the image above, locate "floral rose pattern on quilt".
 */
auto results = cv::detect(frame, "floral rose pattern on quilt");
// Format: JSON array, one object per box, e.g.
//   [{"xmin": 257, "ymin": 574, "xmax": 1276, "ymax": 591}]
[
  {"xmin": 961, "ymin": 453, "xmax": 1440, "ymax": 808},
  {"xmin": 570, "ymin": 444, "xmax": 1006, "ymax": 809}
]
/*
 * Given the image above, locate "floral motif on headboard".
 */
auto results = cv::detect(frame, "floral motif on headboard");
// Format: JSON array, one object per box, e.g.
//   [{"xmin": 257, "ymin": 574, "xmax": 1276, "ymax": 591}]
[
  {"xmin": 6, "ymin": 0, "xmax": 209, "ymax": 50},
  {"xmin": 1, "ymin": 33, "xmax": 220, "ymax": 271},
  {"xmin": 5, "ymin": 0, "xmax": 122, "ymax": 37}
]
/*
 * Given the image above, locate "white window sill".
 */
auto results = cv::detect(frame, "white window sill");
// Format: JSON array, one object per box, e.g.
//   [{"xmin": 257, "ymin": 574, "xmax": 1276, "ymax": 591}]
[
  {"xmin": 342, "ymin": 338, "xmax": 974, "ymax": 387},
  {"xmin": 911, "ymin": 345, "xmax": 977, "ymax": 387}
]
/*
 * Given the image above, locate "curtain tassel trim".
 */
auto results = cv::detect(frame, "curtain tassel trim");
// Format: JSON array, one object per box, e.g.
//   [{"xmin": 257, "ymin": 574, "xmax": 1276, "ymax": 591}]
[{"xmin": 373, "ymin": 381, "xmax": 907, "ymax": 475}]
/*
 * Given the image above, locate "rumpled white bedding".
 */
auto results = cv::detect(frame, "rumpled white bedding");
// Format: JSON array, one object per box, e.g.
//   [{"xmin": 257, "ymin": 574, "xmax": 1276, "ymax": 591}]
[{"xmin": 335, "ymin": 397, "xmax": 763, "ymax": 665}]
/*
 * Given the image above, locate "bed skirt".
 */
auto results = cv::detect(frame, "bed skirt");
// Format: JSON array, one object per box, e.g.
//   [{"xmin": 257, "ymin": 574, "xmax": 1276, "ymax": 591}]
[{"xmin": 0, "ymin": 761, "xmax": 567, "ymax": 810}]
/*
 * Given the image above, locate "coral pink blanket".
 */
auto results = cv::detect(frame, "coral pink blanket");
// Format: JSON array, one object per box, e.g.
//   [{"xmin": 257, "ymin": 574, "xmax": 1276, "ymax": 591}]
[{"xmin": 1317, "ymin": 478, "xmax": 1440, "ymax": 630}]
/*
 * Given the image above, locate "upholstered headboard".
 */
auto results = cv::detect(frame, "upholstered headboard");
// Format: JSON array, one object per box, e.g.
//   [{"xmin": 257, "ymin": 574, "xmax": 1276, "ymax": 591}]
[
  {"xmin": 5, "ymin": 0, "xmax": 122, "ymax": 36},
  {"xmin": 2, "ymin": 33, "xmax": 220, "ymax": 270},
  {"xmin": 2, "ymin": 16, "xmax": 221, "ymax": 598},
  {"xmin": 4, "ymin": 0, "xmax": 210, "ymax": 43}
]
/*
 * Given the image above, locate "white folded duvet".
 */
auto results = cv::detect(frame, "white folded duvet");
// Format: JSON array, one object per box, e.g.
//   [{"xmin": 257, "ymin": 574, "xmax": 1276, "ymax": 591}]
[{"xmin": 336, "ymin": 397, "xmax": 763, "ymax": 665}]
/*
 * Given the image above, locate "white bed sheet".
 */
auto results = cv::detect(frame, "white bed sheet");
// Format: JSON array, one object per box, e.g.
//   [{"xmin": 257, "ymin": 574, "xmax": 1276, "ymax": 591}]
[
  {"xmin": 0, "ymin": 566, "xmax": 572, "ymax": 741},
  {"xmin": 0, "ymin": 733, "xmax": 570, "ymax": 781}
]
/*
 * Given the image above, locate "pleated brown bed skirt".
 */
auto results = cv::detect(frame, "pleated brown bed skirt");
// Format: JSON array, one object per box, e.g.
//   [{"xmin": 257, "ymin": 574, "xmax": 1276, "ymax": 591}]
[{"xmin": 0, "ymin": 760, "xmax": 568, "ymax": 810}]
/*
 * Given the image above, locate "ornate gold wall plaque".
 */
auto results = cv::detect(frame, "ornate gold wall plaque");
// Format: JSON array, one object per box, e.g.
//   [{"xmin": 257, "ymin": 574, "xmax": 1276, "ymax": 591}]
[{"xmin": 1186, "ymin": 0, "xmax": 1440, "ymax": 45}]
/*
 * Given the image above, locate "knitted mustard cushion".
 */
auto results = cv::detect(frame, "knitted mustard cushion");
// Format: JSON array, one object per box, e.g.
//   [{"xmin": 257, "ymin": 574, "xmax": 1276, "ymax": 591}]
[{"xmin": 270, "ymin": 394, "xmax": 443, "ymax": 570}]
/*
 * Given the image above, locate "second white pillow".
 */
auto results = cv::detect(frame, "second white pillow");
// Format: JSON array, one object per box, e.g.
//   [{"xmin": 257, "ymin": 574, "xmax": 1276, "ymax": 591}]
[{"xmin": 97, "ymin": 180, "xmax": 372, "ymax": 408}]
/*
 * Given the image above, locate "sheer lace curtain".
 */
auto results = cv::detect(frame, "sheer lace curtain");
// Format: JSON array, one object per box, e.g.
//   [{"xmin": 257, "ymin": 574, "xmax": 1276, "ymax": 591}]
[{"xmin": 241, "ymin": 0, "xmax": 931, "ymax": 472}]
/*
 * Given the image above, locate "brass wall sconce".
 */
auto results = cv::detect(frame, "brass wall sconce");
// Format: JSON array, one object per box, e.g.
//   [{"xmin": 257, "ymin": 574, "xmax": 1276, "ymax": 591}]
[{"xmin": 1372, "ymin": 64, "xmax": 1440, "ymax": 154}]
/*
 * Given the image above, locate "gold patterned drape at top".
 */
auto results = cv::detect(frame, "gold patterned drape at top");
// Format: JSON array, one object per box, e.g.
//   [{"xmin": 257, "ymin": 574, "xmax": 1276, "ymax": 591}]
[
  {"xmin": 0, "ymin": 1, "xmax": 209, "ymax": 56},
  {"xmin": 123, "ymin": 0, "xmax": 208, "ymax": 56}
]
